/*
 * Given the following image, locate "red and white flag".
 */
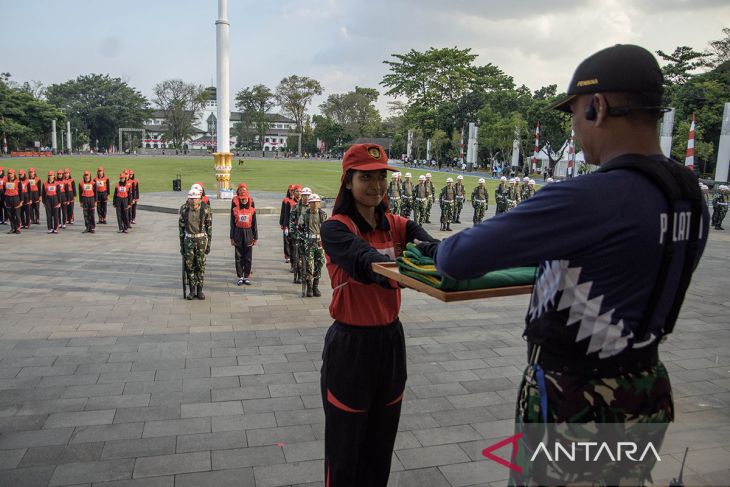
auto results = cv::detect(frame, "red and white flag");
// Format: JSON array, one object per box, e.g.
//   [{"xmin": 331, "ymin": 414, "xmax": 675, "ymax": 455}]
[
  {"xmin": 531, "ymin": 121, "xmax": 540, "ymax": 171},
  {"xmin": 567, "ymin": 129, "xmax": 575, "ymax": 177},
  {"xmin": 684, "ymin": 112, "xmax": 696, "ymax": 170},
  {"xmin": 459, "ymin": 125, "xmax": 465, "ymax": 164}
]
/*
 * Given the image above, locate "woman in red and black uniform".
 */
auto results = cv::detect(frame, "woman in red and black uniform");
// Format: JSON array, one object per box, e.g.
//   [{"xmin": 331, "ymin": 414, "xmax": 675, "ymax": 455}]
[
  {"xmin": 3, "ymin": 168, "xmax": 22, "ymax": 234},
  {"xmin": 94, "ymin": 167, "xmax": 110, "ymax": 224},
  {"xmin": 42, "ymin": 170, "xmax": 62, "ymax": 233},
  {"xmin": 230, "ymin": 183, "xmax": 258, "ymax": 286},
  {"xmin": 64, "ymin": 168, "xmax": 76, "ymax": 224},
  {"xmin": 79, "ymin": 171, "xmax": 97, "ymax": 233},
  {"xmin": 113, "ymin": 172, "xmax": 130, "ymax": 233},
  {"xmin": 27, "ymin": 168, "xmax": 41, "ymax": 224},
  {"xmin": 320, "ymin": 144, "xmax": 437, "ymax": 487},
  {"xmin": 56, "ymin": 169, "xmax": 68, "ymax": 228},
  {"xmin": 0, "ymin": 166, "xmax": 6, "ymax": 225},
  {"xmin": 18, "ymin": 169, "xmax": 32, "ymax": 229},
  {"xmin": 279, "ymin": 184, "xmax": 297, "ymax": 267}
]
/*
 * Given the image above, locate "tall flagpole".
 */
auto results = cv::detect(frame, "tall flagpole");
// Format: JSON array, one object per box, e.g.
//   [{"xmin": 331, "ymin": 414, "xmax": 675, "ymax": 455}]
[
  {"xmin": 214, "ymin": 0, "xmax": 233, "ymax": 198},
  {"xmin": 531, "ymin": 121, "xmax": 540, "ymax": 173},
  {"xmin": 567, "ymin": 129, "xmax": 575, "ymax": 178}
]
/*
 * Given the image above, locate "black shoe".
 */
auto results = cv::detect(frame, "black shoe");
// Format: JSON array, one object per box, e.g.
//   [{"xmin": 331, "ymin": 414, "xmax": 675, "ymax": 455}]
[
  {"xmin": 719, "ymin": 226, "xmax": 725, "ymax": 231},
  {"xmin": 446, "ymin": 224, "xmax": 452, "ymax": 231},
  {"xmin": 312, "ymin": 280, "xmax": 321, "ymax": 297},
  {"xmin": 186, "ymin": 286, "xmax": 195, "ymax": 300},
  {"xmin": 243, "ymin": 278, "xmax": 251, "ymax": 286},
  {"xmin": 82, "ymin": 230, "xmax": 89, "ymax": 234},
  {"xmin": 196, "ymin": 285, "xmax": 205, "ymax": 300},
  {"xmin": 237, "ymin": 277, "xmax": 244, "ymax": 286},
  {"xmin": 455, "ymin": 219, "xmax": 461, "ymax": 224},
  {"xmin": 306, "ymin": 282, "xmax": 313, "ymax": 297}
]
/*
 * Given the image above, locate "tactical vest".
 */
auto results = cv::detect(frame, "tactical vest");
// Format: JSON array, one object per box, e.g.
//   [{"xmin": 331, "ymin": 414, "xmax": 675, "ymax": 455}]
[
  {"xmin": 4, "ymin": 179, "xmax": 19, "ymax": 197},
  {"xmin": 94, "ymin": 178, "xmax": 108, "ymax": 192},
  {"xmin": 233, "ymin": 204, "xmax": 255, "ymax": 229},
  {"xmin": 326, "ymin": 213, "xmax": 407, "ymax": 326},
  {"xmin": 80, "ymin": 182, "xmax": 95, "ymax": 198}
]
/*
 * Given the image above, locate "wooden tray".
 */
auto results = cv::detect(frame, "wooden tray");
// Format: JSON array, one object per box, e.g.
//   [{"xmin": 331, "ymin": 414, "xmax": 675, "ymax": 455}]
[{"xmin": 372, "ymin": 262, "xmax": 534, "ymax": 302}]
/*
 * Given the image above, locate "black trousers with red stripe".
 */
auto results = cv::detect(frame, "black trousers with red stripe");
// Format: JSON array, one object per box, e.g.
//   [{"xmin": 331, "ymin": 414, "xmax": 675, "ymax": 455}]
[{"xmin": 321, "ymin": 319, "xmax": 406, "ymax": 487}]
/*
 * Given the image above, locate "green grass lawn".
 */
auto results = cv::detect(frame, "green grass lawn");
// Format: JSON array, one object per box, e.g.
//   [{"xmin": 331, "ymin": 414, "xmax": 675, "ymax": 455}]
[{"xmin": 1, "ymin": 155, "xmax": 526, "ymax": 198}]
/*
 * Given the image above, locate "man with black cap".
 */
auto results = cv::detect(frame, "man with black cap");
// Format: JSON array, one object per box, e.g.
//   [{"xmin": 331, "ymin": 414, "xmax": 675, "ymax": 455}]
[{"xmin": 430, "ymin": 44, "xmax": 709, "ymax": 485}]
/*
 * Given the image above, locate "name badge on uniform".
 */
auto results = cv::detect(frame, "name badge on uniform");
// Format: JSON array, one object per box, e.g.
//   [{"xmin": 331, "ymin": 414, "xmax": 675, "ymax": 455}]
[
  {"xmin": 6, "ymin": 182, "xmax": 15, "ymax": 190},
  {"xmin": 96, "ymin": 181, "xmax": 104, "ymax": 187},
  {"xmin": 84, "ymin": 184, "xmax": 93, "ymax": 191},
  {"xmin": 238, "ymin": 214, "xmax": 249, "ymax": 223}
]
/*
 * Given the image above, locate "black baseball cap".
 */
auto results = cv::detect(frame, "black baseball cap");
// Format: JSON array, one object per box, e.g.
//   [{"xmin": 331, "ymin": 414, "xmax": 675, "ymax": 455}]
[{"xmin": 547, "ymin": 44, "xmax": 664, "ymax": 112}]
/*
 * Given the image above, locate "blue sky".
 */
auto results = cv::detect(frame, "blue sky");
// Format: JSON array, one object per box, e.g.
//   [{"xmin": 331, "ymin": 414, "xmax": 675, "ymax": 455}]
[{"xmin": 3, "ymin": 0, "xmax": 729, "ymax": 116}]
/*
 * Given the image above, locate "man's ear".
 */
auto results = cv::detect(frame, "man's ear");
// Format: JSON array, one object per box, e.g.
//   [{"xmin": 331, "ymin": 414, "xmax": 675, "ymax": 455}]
[{"xmin": 593, "ymin": 93, "xmax": 610, "ymax": 126}]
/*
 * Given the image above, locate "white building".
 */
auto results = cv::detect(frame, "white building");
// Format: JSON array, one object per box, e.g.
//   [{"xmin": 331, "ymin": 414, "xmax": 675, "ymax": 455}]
[{"xmin": 142, "ymin": 87, "xmax": 297, "ymax": 151}]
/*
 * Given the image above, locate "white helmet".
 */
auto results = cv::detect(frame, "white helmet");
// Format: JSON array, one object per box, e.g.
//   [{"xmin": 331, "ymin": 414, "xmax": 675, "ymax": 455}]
[
  {"xmin": 188, "ymin": 189, "xmax": 202, "ymax": 199},
  {"xmin": 500, "ymin": 176, "xmax": 507, "ymax": 182},
  {"xmin": 528, "ymin": 179, "xmax": 535, "ymax": 186},
  {"xmin": 446, "ymin": 177, "xmax": 453, "ymax": 183},
  {"xmin": 720, "ymin": 185, "xmax": 729, "ymax": 192},
  {"xmin": 523, "ymin": 177, "xmax": 530, "ymax": 182},
  {"xmin": 404, "ymin": 172, "xmax": 412, "ymax": 178},
  {"xmin": 418, "ymin": 175, "xmax": 426, "ymax": 181},
  {"xmin": 478, "ymin": 178, "xmax": 485, "ymax": 183},
  {"xmin": 309, "ymin": 193, "xmax": 321, "ymax": 202},
  {"xmin": 301, "ymin": 187, "xmax": 312, "ymax": 195},
  {"xmin": 190, "ymin": 183, "xmax": 203, "ymax": 192},
  {"xmin": 393, "ymin": 172, "xmax": 401, "ymax": 178},
  {"xmin": 425, "ymin": 173, "xmax": 432, "ymax": 178},
  {"xmin": 457, "ymin": 175, "xmax": 464, "ymax": 180},
  {"xmin": 546, "ymin": 177, "xmax": 555, "ymax": 183}
]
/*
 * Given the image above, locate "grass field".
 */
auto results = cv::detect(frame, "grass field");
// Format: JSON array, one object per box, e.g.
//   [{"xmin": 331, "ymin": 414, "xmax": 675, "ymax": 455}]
[{"xmin": 0, "ymin": 155, "xmax": 520, "ymax": 198}]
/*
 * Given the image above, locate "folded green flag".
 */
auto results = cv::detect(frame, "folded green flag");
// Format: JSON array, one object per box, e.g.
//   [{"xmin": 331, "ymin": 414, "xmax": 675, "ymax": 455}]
[{"xmin": 396, "ymin": 243, "xmax": 536, "ymax": 291}]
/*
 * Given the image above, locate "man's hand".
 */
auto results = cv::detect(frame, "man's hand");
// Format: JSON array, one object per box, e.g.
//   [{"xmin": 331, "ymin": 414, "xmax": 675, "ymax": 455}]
[
  {"xmin": 205, "ymin": 245, "xmax": 211, "ymax": 255},
  {"xmin": 414, "ymin": 240, "xmax": 439, "ymax": 258},
  {"xmin": 230, "ymin": 239, "xmax": 235, "ymax": 246},
  {"xmin": 252, "ymin": 240, "xmax": 257, "ymax": 246}
]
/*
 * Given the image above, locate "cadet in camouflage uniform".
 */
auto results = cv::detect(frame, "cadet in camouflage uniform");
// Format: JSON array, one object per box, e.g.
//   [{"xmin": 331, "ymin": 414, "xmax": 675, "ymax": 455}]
[
  {"xmin": 495, "ymin": 176, "xmax": 509, "ymax": 214},
  {"xmin": 302, "ymin": 193, "xmax": 327, "ymax": 297},
  {"xmin": 519, "ymin": 176, "xmax": 531, "ymax": 202},
  {"xmin": 179, "ymin": 186, "xmax": 212, "ymax": 300},
  {"xmin": 400, "ymin": 172, "xmax": 414, "ymax": 219},
  {"xmin": 521, "ymin": 178, "xmax": 536, "ymax": 202},
  {"xmin": 438, "ymin": 177, "xmax": 455, "ymax": 231},
  {"xmin": 413, "ymin": 175, "xmax": 429, "ymax": 225},
  {"xmin": 387, "ymin": 172, "xmax": 402, "ymax": 215},
  {"xmin": 507, "ymin": 177, "xmax": 521, "ymax": 210},
  {"xmin": 471, "ymin": 178, "xmax": 488, "ymax": 224},
  {"xmin": 712, "ymin": 184, "xmax": 728, "ymax": 230},
  {"xmin": 424, "ymin": 173, "xmax": 436, "ymax": 223},
  {"xmin": 453, "ymin": 175, "xmax": 465, "ymax": 223},
  {"xmin": 289, "ymin": 187, "xmax": 312, "ymax": 284}
]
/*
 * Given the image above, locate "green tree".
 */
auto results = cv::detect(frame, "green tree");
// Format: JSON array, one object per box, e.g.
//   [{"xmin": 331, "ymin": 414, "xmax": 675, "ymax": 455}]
[
  {"xmin": 235, "ymin": 84, "xmax": 275, "ymax": 150},
  {"xmin": 275, "ymin": 75, "xmax": 323, "ymax": 154},
  {"xmin": 312, "ymin": 114, "xmax": 346, "ymax": 152},
  {"xmin": 381, "ymin": 47, "xmax": 477, "ymax": 111},
  {"xmin": 1, "ymin": 77, "xmax": 64, "ymax": 151},
  {"xmin": 319, "ymin": 87, "xmax": 382, "ymax": 141},
  {"xmin": 705, "ymin": 27, "xmax": 730, "ymax": 68},
  {"xmin": 430, "ymin": 129, "xmax": 449, "ymax": 162},
  {"xmin": 46, "ymin": 74, "xmax": 150, "ymax": 149},
  {"xmin": 152, "ymin": 79, "xmax": 206, "ymax": 149},
  {"xmin": 656, "ymin": 46, "xmax": 710, "ymax": 88},
  {"xmin": 520, "ymin": 85, "xmax": 571, "ymax": 170},
  {"xmin": 671, "ymin": 119, "xmax": 714, "ymax": 175}
]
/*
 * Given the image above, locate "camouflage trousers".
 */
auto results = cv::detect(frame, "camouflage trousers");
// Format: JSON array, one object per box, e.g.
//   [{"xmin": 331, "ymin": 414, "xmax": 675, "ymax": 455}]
[
  {"xmin": 413, "ymin": 198, "xmax": 428, "ymax": 225},
  {"xmin": 425, "ymin": 198, "xmax": 434, "ymax": 222},
  {"xmin": 440, "ymin": 202, "xmax": 453, "ymax": 225},
  {"xmin": 400, "ymin": 198, "xmax": 413, "ymax": 219},
  {"xmin": 183, "ymin": 237, "xmax": 207, "ymax": 287},
  {"xmin": 472, "ymin": 201, "xmax": 487, "ymax": 224},
  {"xmin": 389, "ymin": 197, "xmax": 401, "ymax": 216},
  {"xmin": 712, "ymin": 205, "xmax": 727, "ymax": 227},
  {"xmin": 305, "ymin": 239, "xmax": 325, "ymax": 282},
  {"xmin": 509, "ymin": 362, "xmax": 673, "ymax": 486},
  {"xmin": 454, "ymin": 197, "xmax": 464, "ymax": 221}
]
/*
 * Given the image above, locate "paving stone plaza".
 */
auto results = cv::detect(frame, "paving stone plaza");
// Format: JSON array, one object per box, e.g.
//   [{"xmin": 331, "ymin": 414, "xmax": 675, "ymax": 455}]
[{"xmin": 0, "ymin": 190, "xmax": 728, "ymax": 486}]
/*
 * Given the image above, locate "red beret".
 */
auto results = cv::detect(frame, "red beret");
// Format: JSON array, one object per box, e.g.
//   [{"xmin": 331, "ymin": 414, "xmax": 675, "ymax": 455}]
[{"xmin": 341, "ymin": 144, "xmax": 396, "ymax": 176}]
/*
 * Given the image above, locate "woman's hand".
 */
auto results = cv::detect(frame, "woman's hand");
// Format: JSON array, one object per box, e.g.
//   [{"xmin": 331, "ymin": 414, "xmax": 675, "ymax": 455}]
[{"xmin": 230, "ymin": 239, "xmax": 235, "ymax": 246}]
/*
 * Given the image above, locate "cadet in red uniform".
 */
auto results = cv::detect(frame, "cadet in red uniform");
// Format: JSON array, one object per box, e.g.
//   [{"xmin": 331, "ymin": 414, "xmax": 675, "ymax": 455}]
[
  {"xmin": 94, "ymin": 167, "xmax": 110, "ymax": 223},
  {"xmin": 3, "ymin": 169, "xmax": 22, "ymax": 234},
  {"xmin": 56, "ymin": 169, "xmax": 68, "ymax": 227},
  {"xmin": 279, "ymin": 184, "xmax": 296, "ymax": 266},
  {"xmin": 114, "ymin": 172, "xmax": 130, "ymax": 233},
  {"xmin": 64, "ymin": 168, "xmax": 76, "ymax": 224},
  {"xmin": 128, "ymin": 169, "xmax": 139, "ymax": 224},
  {"xmin": 18, "ymin": 169, "xmax": 31, "ymax": 229},
  {"xmin": 0, "ymin": 167, "xmax": 6, "ymax": 225},
  {"xmin": 230, "ymin": 183, "xmax": 258, "ymax": 286},
  {"xmin": 27, "ymin": 168, "xmax": 41, "ymax": 224},
  {"xmin": 42, "ymin": 170, "xmax": 62, "ymax": 233},
  {"xmin": 79, "ymin": 171, "xmax": 97, "ymax": 233},
  {"xmin": 320, "ymin": 144, "xmax": 437, "ymax": 487}
]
